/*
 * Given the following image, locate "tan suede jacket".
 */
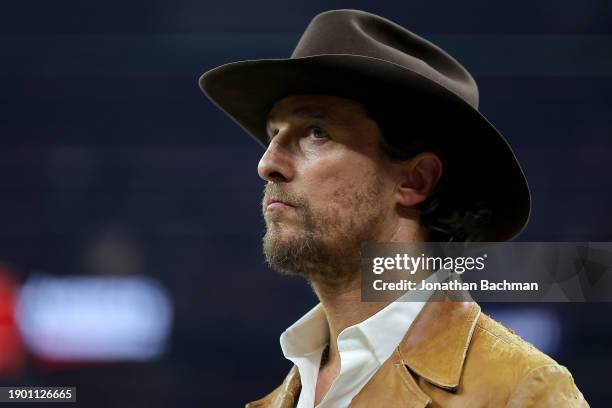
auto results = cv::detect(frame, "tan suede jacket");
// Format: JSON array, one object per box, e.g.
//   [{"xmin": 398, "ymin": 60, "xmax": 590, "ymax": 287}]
[{"xmin": 246, "ymin": 301, "xmax": 589, "ymax": 407}]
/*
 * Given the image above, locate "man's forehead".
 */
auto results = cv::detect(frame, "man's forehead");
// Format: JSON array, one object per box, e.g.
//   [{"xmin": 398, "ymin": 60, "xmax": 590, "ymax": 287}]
[{"xmin": 266, "ymin": 94, "xmax": 369, "ymax": 122}]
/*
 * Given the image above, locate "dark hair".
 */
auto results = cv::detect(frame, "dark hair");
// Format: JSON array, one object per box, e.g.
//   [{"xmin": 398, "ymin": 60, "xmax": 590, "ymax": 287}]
[{"xmin": 376, "ymin": 126, "xmax": 492, "ymax": 242}]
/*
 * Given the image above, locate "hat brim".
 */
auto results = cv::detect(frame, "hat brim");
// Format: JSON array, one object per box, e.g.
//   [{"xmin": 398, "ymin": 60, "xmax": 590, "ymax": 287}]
[{"xmin": 199, "ymin": 54, "xmax": 531, "ymax": 242}]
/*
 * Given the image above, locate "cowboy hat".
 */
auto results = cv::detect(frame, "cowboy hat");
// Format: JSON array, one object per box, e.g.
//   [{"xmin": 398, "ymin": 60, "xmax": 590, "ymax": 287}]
[{"xmin": 198, "ymin": 9, "xmax": 531, "ymax": 242}]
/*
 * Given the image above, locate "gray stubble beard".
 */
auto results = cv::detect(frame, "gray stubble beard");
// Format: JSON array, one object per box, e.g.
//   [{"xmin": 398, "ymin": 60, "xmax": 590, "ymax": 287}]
[{"xmin": 262, "ymin": 178, "xmax": 385, "ymax": 287}]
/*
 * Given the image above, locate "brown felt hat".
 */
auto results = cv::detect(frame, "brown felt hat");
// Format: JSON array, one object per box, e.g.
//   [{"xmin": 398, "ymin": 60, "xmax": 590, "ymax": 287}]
[{"xmin": 199, "ymin": 9, "xmax": 531, "ymax": 242}]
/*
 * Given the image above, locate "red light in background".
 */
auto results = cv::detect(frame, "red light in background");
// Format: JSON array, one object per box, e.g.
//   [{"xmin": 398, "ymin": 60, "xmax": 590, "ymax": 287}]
[{"xmin": 0, "ymin": 264, "xmax": 26, "ymax": 376}]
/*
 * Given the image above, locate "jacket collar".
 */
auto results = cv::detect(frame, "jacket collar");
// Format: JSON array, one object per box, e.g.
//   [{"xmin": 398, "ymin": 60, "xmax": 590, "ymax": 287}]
[
  {"xmin": 350, "ymin": 298, "xmax": 480, "ymax": 408},
  {"xmin": 398, "ymin": 299, "xmax": 481, "ymax": 390},
  {"xmin": 246, "ymin": 295, "xmax": 481, "ymax": 407}
]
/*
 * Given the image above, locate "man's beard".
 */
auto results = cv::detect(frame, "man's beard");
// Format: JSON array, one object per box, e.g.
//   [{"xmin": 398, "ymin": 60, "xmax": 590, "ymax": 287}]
[{"xmin": 261, "ymin": 178, "xmax": 385, "ymax": 286}]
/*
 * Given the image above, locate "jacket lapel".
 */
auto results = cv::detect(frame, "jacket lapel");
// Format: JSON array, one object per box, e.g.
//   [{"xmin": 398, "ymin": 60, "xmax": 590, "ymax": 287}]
[
  {"xmin": 399, "ymin": 300, "xmax": 481, "ymax": 390},
  {"xmin": 349, "ymin": 348, "xmax": 432, "ymax": 408},
  {"xmin": 350, "ymin": 299, "xmax": 481, "ymax": 407},
  {"xmin": 246, "ymin": 365, "xmax": 301, "ymax": 408}
]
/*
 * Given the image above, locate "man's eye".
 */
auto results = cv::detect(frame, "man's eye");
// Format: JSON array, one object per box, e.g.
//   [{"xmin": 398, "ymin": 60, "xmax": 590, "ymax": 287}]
[{"xmin": 309, "ymin": 127, "xmax": 329, "ymax": 139}]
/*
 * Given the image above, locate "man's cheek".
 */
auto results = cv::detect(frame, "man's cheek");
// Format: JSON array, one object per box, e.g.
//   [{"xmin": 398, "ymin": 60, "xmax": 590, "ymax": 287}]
[{"xmin": 331, "ymin": 185, "xmax": 361, "ymax": 208}]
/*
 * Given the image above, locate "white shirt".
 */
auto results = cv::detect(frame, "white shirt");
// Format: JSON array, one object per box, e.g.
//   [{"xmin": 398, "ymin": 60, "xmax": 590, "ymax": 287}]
[{"xmin": 279, "ymin": 269, "xmax": 450, "ymax": 408}]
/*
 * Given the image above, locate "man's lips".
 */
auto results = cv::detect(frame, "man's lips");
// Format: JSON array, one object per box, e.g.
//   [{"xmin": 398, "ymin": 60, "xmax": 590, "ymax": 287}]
[{"xmin": 266, "ymin": 199, "xmax": 295, "ymax": 211}]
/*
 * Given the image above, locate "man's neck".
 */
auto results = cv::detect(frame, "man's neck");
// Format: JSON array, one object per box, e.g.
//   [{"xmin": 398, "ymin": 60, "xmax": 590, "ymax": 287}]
[
  {"xmin": 311, "ymin": 277, "xmax": 391, "ymax": 367},
  {"xmin": 309, "ymin": 219, "xmax": 426, "ymax": 367}
]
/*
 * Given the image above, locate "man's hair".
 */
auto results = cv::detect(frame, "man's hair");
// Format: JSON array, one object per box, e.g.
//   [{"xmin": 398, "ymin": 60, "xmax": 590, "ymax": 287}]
[{"xmin": 375, "ymin": 124, "xmax": 493, "ymax": 242}]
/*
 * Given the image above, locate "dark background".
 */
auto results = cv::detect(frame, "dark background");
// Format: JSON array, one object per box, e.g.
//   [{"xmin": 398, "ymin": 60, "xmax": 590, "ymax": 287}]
[{"xmin": 1, "ymin": 0, "xmax": 611, "ymax": 406}]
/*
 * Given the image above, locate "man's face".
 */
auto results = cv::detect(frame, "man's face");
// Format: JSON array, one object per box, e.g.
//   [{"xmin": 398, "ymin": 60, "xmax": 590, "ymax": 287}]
[{"xmin": 259, "ymin": 94, "xmax": 397, "ymax": 285}]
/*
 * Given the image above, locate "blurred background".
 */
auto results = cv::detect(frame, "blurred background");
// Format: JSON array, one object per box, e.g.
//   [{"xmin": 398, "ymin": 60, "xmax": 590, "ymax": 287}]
[{"xmin": 0, "ymin": 0, "xmax": 611, "ymax": 406}]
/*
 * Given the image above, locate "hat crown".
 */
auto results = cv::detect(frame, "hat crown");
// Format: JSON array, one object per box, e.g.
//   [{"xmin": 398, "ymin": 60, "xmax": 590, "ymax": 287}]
[{"xmin": 291, "ymin": 9, "xmax": 479, "ymax": 108}]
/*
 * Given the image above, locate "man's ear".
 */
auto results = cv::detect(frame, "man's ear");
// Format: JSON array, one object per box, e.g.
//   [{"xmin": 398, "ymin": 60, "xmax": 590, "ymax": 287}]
[{"xmin": 395, "ymin": 152, "xmax": 443, "ymax": 207}]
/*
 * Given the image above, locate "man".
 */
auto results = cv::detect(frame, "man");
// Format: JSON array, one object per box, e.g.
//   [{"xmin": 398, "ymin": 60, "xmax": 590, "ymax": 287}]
[{"xmin": 199, "ymin": 9, "xmax": 588, "ymax": 408}]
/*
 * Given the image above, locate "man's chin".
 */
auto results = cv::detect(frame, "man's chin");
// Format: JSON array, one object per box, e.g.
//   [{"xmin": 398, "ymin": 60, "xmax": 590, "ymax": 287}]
[
  {"xmin": 262, "ymin": 229, "xmax": 315, "ymax": 273},
  {"xmin": 263, "ymin": 227, "xmax": 302, "ymax": 256}
]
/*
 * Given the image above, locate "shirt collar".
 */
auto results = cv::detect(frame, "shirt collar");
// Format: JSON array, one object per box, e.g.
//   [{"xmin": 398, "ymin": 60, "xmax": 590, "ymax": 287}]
[
  {"xmin": 280, "ymin": 302, "xmax": 328, "ymax": 358},
  {"xmin": 354, "ymin": 268, "xmax": 451, "ymax": 363}
]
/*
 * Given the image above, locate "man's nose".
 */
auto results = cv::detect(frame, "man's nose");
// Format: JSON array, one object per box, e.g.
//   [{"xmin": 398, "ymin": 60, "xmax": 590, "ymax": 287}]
[{"xmin": 257, "ymin": 137, "xmax": 295, "ymax": 183}]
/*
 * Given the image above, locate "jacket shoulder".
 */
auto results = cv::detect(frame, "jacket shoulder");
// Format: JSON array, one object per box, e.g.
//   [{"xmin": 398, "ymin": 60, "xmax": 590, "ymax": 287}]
[
  {"xmin": 473, "ymin": 311, "xmax": 555, "ymax": 367},
  {"xmin": 458, "ymin": 312, "xmax": 588, "ymax": 407}
]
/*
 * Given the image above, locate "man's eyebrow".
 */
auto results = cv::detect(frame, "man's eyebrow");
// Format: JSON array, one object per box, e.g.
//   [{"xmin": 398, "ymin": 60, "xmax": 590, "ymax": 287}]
[{"xmin": 266, "ymin": 105, "xmax": 332, "ymax": 140}]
